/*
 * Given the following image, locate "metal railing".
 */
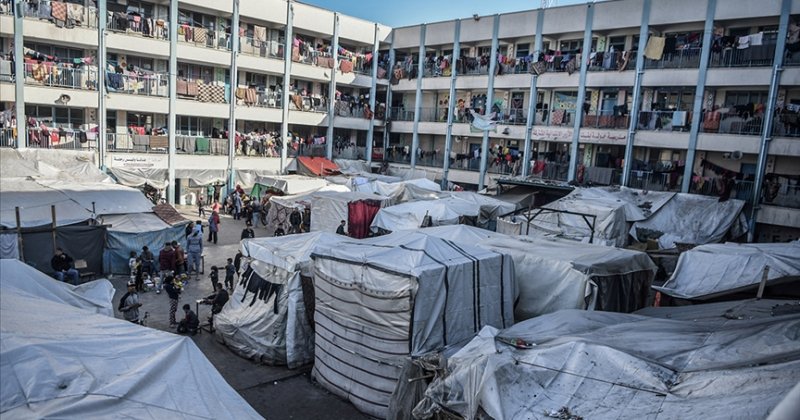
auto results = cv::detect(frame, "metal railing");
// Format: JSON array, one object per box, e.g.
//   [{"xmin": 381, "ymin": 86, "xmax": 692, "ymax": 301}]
[
  {"xmin": 581, "ymin": 111, "xmax": 630, "ymax": 129},
  {"xmin": 690, "ymin": 178, "xmax": 755, "ymax": 204},
  {"xmin": 107, "ymin": 15, "xmax": 168, "ymax": 40},
  {"xmin": 588, "ymin": 51, "xmax": 636, "ymax": 72},
  {"xmin": 644, "ymin": 47, "xmax": 702, "ymax": 70},
  {"xmin": 19, "ymin": 0, "xmax": 98, "ymax": 28},
  {"xmin": 289, "ymin": 94, "xmax": 327, "ymax": 113},
  {"xmin": 700, "ymin": 111, "xmax": 764, "ymax": 136},
  {"xmin": 107, "ymin": 72, "xmax": 169, "ymax": 97},
  {"xmin": 178, "ymin": 27, "xmax": 231, "ymax": 51},
  {"xmin": 709, "ymin": 46, "xmax": 775, "ymax": 68},
  {"xmin": 637, "ymin": 110, "xmax": 692, "ymax": 132},
  {"xmin": 239, "ymin": 36, "xmax": 283, "ymax": 59},
  {"xmin": 19, "ymin": 60, "xmax": 99, "ymax": 90},
  {"xmin": 762, "ymin": 181, "xmax": 800, "ymax": 209},
  {"xmin": 627, "ymin": 170, "xmax": 673, "ymax": 191}
]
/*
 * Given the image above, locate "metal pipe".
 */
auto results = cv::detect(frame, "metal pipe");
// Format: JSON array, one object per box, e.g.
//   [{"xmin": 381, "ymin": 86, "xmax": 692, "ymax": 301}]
[
  {"xmin": 227, "ymin": 0, "xmax": 240, "ymax": 190},
  {"xmin": 681, "ymin": 0, "xmax": 717, "ymax": 192},
  {"xmin": 478, "ymin": 14, "xmax": 500, "ymax": 190},
  {"xmin": 621, "ymin": 0, "xmax": 651, "ymax": 187},
  {"xmin": 441, "ymin": 19, "xmax": 461, "ymax": 189},
  {"xmin": 410, "ymin": 24, "xmax": 426, "ymax": 169},
  {"xmin": 748, "ymin": 0, "xmax": 790, "ymax": 242},
  {"xmin": 167, "ymin": 0, "xmax": 178, "ymax": 204},
  {"xmin": 521, "ymin": 9, "xmax": 545, "ymax": 178},
  {"xmin": 326, "ymin": 13, "xmax": 339, "ymax": 160},
  {"xmin": 366, "ymin": 24, "xmax": 380, "ymax": 165},
  {"xmin": 568, "ymin": 4, "xmax": 595, "ymax": 183},
  {"xmin": 280, "ymin": 1, "xmax": 294, "ymax": 173}
]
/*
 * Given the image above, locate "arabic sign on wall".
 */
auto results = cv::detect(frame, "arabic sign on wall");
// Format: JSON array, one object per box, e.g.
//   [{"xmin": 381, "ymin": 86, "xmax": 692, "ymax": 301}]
[
  {"xmin": 530, "ymin": 127, "xmax": 627, "ymax": 142},
  {"xmin": 111, "ymin": 155, "xmax": 166, "ymax": 169}
]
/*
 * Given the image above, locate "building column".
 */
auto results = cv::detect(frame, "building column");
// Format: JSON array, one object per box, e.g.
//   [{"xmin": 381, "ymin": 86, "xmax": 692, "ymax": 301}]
[
  {"xmin": 167, "ymin": 0, "xmax": 178, "ymax": 204},
  {"xmin": 365, "ymin": 24, "xmax": 380, "ymax": 165},
  {"xmin": 97, "ymin": 0, "xmax": 107, "ymax": 169},
  {"xmin": 13, "ymin": 1, "xmax": 25, "ymax": 148},
  {"xmin": 749, "ymin": 0, "xmax": 791, "ymax": 242},
  {"xmin": 681, "ymin": 0, "xmax": 717, "ymax": 192},
  {"xmin": 521, "ymin": 9, "xmax": 545, "ymax": 178},
  {"xmin": 567, "ymin": 4, "xmax": 595, "ymax": 182},
  {"xmin": 621, "ymin": 0, "xmax": 651, "ymax": 187},
  {"xmin": 410, "ymin": 24, "xmax": 426, "ymax": 169},
  {"xmin": 441, "ymin": 19, "xmax": 461, "ymax": 189},
  {"xmin": 326, "ymin": 13, "xmax": 339, "ymax": 160},
  {"xmin": 382, "ymin": 32, "xmax": 395, "ymax": 155},
  {"xmin": 280, "ymin": 1, "xmax": 294, "ymax": 173},
  {"xmin": 227, "ymin": 0, "xmax": 240, "ymax": 189},
  {"xmin": 477, "ymin": 14, "xmax": 500, "ymax": 190}
]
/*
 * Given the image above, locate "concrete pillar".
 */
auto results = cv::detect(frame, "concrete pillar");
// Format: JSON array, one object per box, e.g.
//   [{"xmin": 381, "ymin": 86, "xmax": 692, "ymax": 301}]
[
  {"xmin": 441, "ymin": 19, "xmax": 461, "ymax": 189},
  {"xmin": 567, "ymin": 4, "xmax": 595, "ymax": 182},
  {"xmin": 621, "ymin": 0, "xmax": 651, "ymax": 187},
  {"xmin": 97, "ymin": 0, "xmax": 107, "ymax": 169},
  {"xmin": 167, "ymin": 0, "xmax": 178, "ymax": 204},
  {"xmin": 366, "ymin": 24, "xmax": 380, "ymax": 165},
  {"xmin": 326, "ymin": 13, "xmax": 339, "ymax": 160},
  {"xmin": 477, "ymin": 15, "xmax": 501, "ymax": 190},
  {"xmin": 13, "ymin": 1, "xmax": 25, "ymax": 148},
  {"xmin": 521, "ymin": 9, "xmax": 545, "ymax": 178},
  {"xmin": 382, "ymin": 32, "xmax": 395, "ymax": 155},
  {"xmin": 410, "ymin": 24, "xmax": 426, "ymax": 169},
  {"xmin": 227, "ymin": 0, "xmax": 240, "ymax": 188},
  {"xmin": 280, "ymin": 1, "xmax": 294, "ymax": 173}
]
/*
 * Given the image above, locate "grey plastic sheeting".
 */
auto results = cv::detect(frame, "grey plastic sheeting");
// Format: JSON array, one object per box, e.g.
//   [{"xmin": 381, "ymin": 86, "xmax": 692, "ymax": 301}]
[
  {"xmin": 21, "ymin": 225, "xmax": 106, "ymax": 276},
  {"xmin": 654, "ymin": 241, "xmax": 800, "ymax": 299},
  {"xmin": 415, "ymin": 300, "xmax": 800, "ymax": 420}
]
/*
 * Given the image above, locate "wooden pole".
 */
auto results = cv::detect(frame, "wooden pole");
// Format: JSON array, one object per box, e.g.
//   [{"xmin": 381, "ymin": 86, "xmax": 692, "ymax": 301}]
[
  {"xmin": 51, "ymin": 205, "xmax": 57, "ymax": 255},
  {"xmin": 15, "ymin": 207, "xmax": 24, "ymax": 261},
  {"xmin": 756, "ymin": 265, "xmax": 770, "ymax": 300}
]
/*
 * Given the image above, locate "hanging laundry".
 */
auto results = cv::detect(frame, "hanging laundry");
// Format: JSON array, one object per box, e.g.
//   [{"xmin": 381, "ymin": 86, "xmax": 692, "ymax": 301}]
[
  {"xmin": 51, "ymin": 1, "xmax": 67, "ymax": 23},
  {"xmin": 737, "ymin": 35, "xmax": 750, "ymax": 49},
  {"xmin": 749, "ymin": 32, "xmax": 763, "ymax": 46},
  {"xmin": 254, "ymin": 26, "xmax": 267, "ymax": 46},
  {"xmin": 643, "ymin": 36, "xmax": 666, "ymax": 60}
]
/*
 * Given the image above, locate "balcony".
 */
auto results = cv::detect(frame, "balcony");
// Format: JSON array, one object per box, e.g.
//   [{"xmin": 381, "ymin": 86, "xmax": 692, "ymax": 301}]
[
  {"xmin": 18, "ymin": 0, "xmax": 98, "ymax": 28},
  {"xmin": 176, "ymin": 78, "xmax": 228, "ymax": 104},
  {"xmin": 581, "ymin": 111, "xmax": 630, "ymax": 129},
  {"xmin": 239, "ymin": 36, "xmax": 284, "ymax": 60},
  {"xmin": 645, "ymin": 48, "xmax": 702, "ymax": 70},
  {"xmin": 588, "ymin": 51, "xmax": 636, "ymax": 72},
  {"xmin": 11, "ymin": 60, "xmax": 99, "ymax": 91},
  {"xmin": 700, "ymin": 110, "xmax": 766, "ymax": 136},
  {"xmin": 709, "ymin": 46, "xmax": 775, "ymax": 68},
  {"xmin": 177, "ymin": 26, "xmax": 231, "ymax": 51},
  {"xmin": 108, "ymin": 13, "xmax": 168, "ymax": 40},
  {"xmin": 107, "ymin": 133, "xmax": 230, "ymax": 155},
  {"xmin": 637, "ymin": 110, "xmax": 692, "ymax": 132},
  {"xmin": 0, "ymin": 126, "xmax": 97, "ymax": 150},
  {"xmin": 107, "ymin": 71, "xmax": 169, "ymax": 97}
]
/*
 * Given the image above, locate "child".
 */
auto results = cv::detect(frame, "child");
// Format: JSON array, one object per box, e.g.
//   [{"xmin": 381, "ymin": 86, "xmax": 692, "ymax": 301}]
[
  {"xmin": 128, "ymin": 251, "xmax": 139, "ymax": 278},
  {"xmin": 209, "ymin": 266, "xmax": 219, "ymax": 289},
  {"xmin": 225, "ymin": 258, "xmax": 235, "ymax": 290}
]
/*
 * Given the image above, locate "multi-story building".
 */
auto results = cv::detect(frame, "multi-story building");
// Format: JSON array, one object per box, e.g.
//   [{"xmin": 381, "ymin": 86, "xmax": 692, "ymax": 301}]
[{"xmin": 2, "ymin": 0, "xmax": 799, "ymax": 241}]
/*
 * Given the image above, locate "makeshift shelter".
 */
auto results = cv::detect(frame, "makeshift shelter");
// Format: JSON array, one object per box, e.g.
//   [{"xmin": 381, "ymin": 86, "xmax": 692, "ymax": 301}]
[
  {"xmin": 0, "ymin": 148, "xmax": 111, "ymax": 183},
  {"xmin": 415, "ymin": 299, "xmax": 800, "ymax": 420},
  {"xmin": 310, "ymin": 191, "xmax": 391, "ymax": 239},
  {"xmin": 371, "ymin": 193, "xmax": 515, "ymax": 233},
  {"xmin": 0, "ymin": 261, "xmax": 263, "ymax": 419},
  {"xmin": 353, "ymin": 178, "xmax": 443, "ymax": 204},
  {"xmin": 422, "ymin": 225, "xmax": 656, "ymax": 319},
  {"xmin": 296, "ymin": 156, "xmax": 340, "ymax": 177},
  {"xmin": 654, "ymin": 241, "xmax": 800, "ymax": 300},
  {"xmin": 310, "ymin": 233, "xmax": 515, "ymax": 418},
  {"xmin": 250, "ymin": 175, "xmax": 329, "ymax": 199},
  {"xmin": 215, "ymin": 232, "xmax": 349, "ymax": 368},
  {"xmin": 261, "ymin": 185, "xmax": 350, "ymax": 237},
  {"xmin": 0, "ymin": 259, "xmax": 115, "ymax": 316},
  {"xmin": 99, "ymin": 213, "xmax": 189, "ymax": 274}
]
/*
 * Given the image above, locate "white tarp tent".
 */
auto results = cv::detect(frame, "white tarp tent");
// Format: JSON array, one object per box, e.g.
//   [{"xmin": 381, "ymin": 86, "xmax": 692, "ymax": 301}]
[
  {"xmin": 310, "ymin": 191, "xmax": 391, "ymax": 238},
  {"xmin": 0, "ymin": 178, "xmax": 155, "ymax": 228},
  {"xmin": 0, "ymin": 262, "xmax": 263, "ymax": 419},
  {"xmin": 353, "ymin": 179, "xmax": 443, "ymax": 204},
  {"xmin": 421, "ymin": 225, "xmax": 656, "ymax": 319},
  {"xmin": 371, "ymin": 193, "xmax": 516, "ymax": 233},
  {"xmin": 310, "ymin": 233, "xmax": 515, "ymax": 418},
  {"xmin": 0, "ymin": 148, "xmax": 111, "ymax": 183},
  {"xmin": 251, "ymin": 175, "xmax": 329, "ymax": 197},
  {"xmin": 0, "ymin": 233, "xmax": 19, "ymax": 260},
  {"xmin": 0, "ymin": 259, "xmax": 115, "ymax": 316},
  {"xmin": 415, "ymin": 299, "xmax": 800, "ymax": 420},
  {"xmin": 215, "ymin": 232, "xmax": 349, "ymax": 368},
  {"xmin": 654, "ymin": 241, "xmax": 800, "ymax": 299}
]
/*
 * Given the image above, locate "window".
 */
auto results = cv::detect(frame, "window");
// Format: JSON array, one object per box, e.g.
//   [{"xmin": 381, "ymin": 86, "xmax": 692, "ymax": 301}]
[
  {"xmin": 54, "ymin": 107, "xmax": 83, "ymax": 128},
  {"xmin": 608, "ymin": 36, "xmax": 626, "ymax": 51},
  {"xmin": 724, "ymin": 91, "xmax": 769, "ymax": 107},
  {"xmin": 245, "ymin": 72, "xmax": 267, "ymax": 87},
  {"xmin": 632, "ymin": 35, "xmax": 640, "ymax": 51},
  {"xmin": 106, "ymin": 111, "xmax": 117, "ymax": 134},
  {"xmin": 126, "ymin": 1, "xmax": 154, "ymax": 18},
  {"xmin": 23, "ymin": 43, "xmax": 85, "ymax": 60},
  {"xmin": 127, "ymin": 112, "xmax": 153, "ymax": 128},
  {"xmin": 516, "ymin": 43, "xmax": 530, "ymax": 58}
]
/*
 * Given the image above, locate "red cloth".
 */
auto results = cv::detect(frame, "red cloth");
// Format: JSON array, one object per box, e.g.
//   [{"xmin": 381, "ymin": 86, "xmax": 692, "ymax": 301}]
[{"xmin": 347, "ymin": 200, "xmax": 382, "ymax": 239}]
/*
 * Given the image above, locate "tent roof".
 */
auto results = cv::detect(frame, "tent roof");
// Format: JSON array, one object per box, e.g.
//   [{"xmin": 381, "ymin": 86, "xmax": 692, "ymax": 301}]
[
  {"xmin": 0, "ymin": 259, "xmax": 114, "ymax": 316},
  {"xmin": 152, "ymin": 203, "xmax": 188, "ymax": 226},
  {"xmin": 1, "ymin": 179, "xmax": 154, "ymax": 228},
  {"xmin": 100, "ymin": 213, "xmax": 174, "ymax": 233},
  {"xmin": 418, "ymin": 299, "xmax": 800, "ymax": 420},
  {"xmin": 371, "ymin": 197, "xmax": 481, "ymax": 232},
  {"xmin": 0, "ymin": 148, "xmax": 111, "ymax": 183},
  {"xmin": 310, "ymin": 190, "xmax": 390, "ymax": 203},
  {"xmin": 654, "ymin": 241, "xmax": 800, "ymax": 299},
  {"xmin": 296, "ymin": 156, "xmax": 339, "ymax": 176},
  {"xmin": 241, "ymin": 232, "xmax": 349, "ymax": 274},
  {"xmin": 0, "ymin": 261, "xmax": 262, "ymax": 419},
  {"xmin": 252, "ymin": 175, "xmax": 328, "ymax": 195}
]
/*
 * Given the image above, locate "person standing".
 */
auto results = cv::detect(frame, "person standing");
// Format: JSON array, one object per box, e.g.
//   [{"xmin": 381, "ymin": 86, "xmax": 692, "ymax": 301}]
[
  {"xmin": 197, "ymin": 195, "xmax": 206, "ymax": 217},
  {"xmin": 208, "ymin": 211, "xmax": 220, "ymax": 244},
  {"xmin": 51, "ymin": 248, "xmax": 80, "ymax": 285},
  {"xmin": 164, "ymin": 275, "xmax": 181, "ymax": 327},
  {"xmin": 233, "ymin": 192, "xmax": 243, "ymax": 220},
  {"xmin": 250, "ymin": 201, "xmax": 261, "ymax": 229},
  {"xmin": 118, "ymin": 280, "xmax": 142, "ymax": 323},
  {"xmin": 211, "ymin": 199, "xmax": 221, "ymax": 214},
  {"xmin": 140, "ymin": 246, "xmax": 155, "ymax": 277},
  {"xmin": 302, "ymin": 207, "xmax": 311, "ymax": 233},
  {"xmin": 186, "ymin": 228, "xmax": 204, "ymax": 280},
  {"xmin": 172, "ymin": 241, "xmax": 186, "ymax": 277},
  {"xmin": 158, "ymin": 242, "xmax": 176, "ymax": 292},
  {"xmin": 289, "ymin": 208, "xmax": 302, "ymax": 234},
  {"xmin": 209, "ymin": 266, "xmax": 220, "ymax": 289},
  {"xmin": 234, "ymin": 250, "xmax": 243, "ymax": 279},
  {"xmin": 224, "ymin": 258, "xmax": 235, "ymax": 291},
  {"xmin": 184, "ymin": 221, "xmax": 195, "ymax": 239}
]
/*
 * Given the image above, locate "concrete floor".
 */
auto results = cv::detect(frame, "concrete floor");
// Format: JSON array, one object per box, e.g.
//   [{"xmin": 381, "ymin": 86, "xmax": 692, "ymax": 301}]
[{"xmin": 110, "ymin": 207, "xmax": 367, "ymax": 420}]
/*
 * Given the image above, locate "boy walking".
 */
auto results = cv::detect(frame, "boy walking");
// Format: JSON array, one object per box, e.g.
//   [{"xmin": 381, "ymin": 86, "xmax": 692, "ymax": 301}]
[{"xmin": 224, "ymin": 258, "xmax": 235, "ymax": 290}]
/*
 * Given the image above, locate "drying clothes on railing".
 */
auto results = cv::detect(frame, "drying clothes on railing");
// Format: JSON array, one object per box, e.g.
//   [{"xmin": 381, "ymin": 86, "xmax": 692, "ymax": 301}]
[
  {"xmin": 196, "ymin": 80, "xmax": 227, "ymax": 103},
  {"xmin": 339, "ymin": 59, "xmax": 354, "ymax": 73},
  {"xmin": 644, "ymin": 36, "xmax": 666, "ymax": 60}
]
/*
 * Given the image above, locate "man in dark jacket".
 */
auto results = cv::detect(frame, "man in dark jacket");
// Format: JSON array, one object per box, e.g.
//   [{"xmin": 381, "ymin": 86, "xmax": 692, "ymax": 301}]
[
  {"xmin": 51, "ymin": 247, "xmax": 79, "ymax": 285},
  {"xmin": 289, "ymin": 208, "xmax": 302, "ymax": 234},
  {"xmin": 158, "ymin": 242, "xmax": 176, "ymax": 290},
  {"xmin": 241, "ymin": 221, "xmax": 255, "ymax": 240}
]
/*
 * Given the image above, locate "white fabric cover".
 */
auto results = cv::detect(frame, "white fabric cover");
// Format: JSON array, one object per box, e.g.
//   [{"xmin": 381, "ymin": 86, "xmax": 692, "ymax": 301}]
[
  {"xmin": 310, "ymin": 191, "xmax": 391, "ymax": 234},
  {"xmin": 354, "ymin": 179, "xmax": 443, "ymax": 204},
  {"xmin": 0, "ymin": 259, "xmax": 114, "ymax": 316},
  {"xmin": 654, "ymin": 241, "xmax": 800, "ymax": 299},
  {"xmin": 0, "ymin": 233, "xmax": 20, "ymax": 260},
  {"xmin": 371, "ymin": 193, "xmax": 516, "ymax": 232},
  {"xmin": 235, "ymin": 169, "xmax": 282, "ymax": 189},
  {"xmin": 0, "ymin": 262, "xmax": 263, "ymax": 419},
  {"xmin": 416, "ymin": 300, "xmax": 800, "ymax": 420},
  {"xmin": 253, "ymin": 175, "xmax": 328, "ymax": 195},
  {"xmin": 421, "ymin": 225, "xmax": 656, "ymax": 319},
  {"xmin": 1, "ymin": 179, "xmax": 155, "ymax": 228},
  {"xmin": 215, "ymin": 233, "xmax": 348, "ymax": 368},
  {"xmin": 311, "ymin": 233, "xmax": 515, "ymax": 418},
  {"xmin": 108, "ymin": 167, "xmax": 168, "ymax": 188},
  {"xmin": 0, "ymin": 148, "xmax": 111, "ymax": 183},
  {"xmin": 99, "ymin": 213, "xmax": 172, "ymax": 233}
]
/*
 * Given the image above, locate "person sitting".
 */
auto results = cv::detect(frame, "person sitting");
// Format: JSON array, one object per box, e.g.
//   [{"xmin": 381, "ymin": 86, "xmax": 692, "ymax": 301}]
[
  {"xmin": 274, "ymin": 223, "xmax": 286, "ymax": 237},
  {"xmin": 177, "ymin": 304, "xmax": 199, "ymax": 335},
  {"xmin": 203, "ymin": 283, "xmax": 230, "ymax": 315},
  {"xmin": 51, "ymin": 247, "xmax": 80, "ymax": 285},
  {"xmin": 336, "ymin": 220, "xmax": 348, "ymax": 236},
  {"xmin": 241, "ymin": 221, "xmax": 255, "ymax": 239}
]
